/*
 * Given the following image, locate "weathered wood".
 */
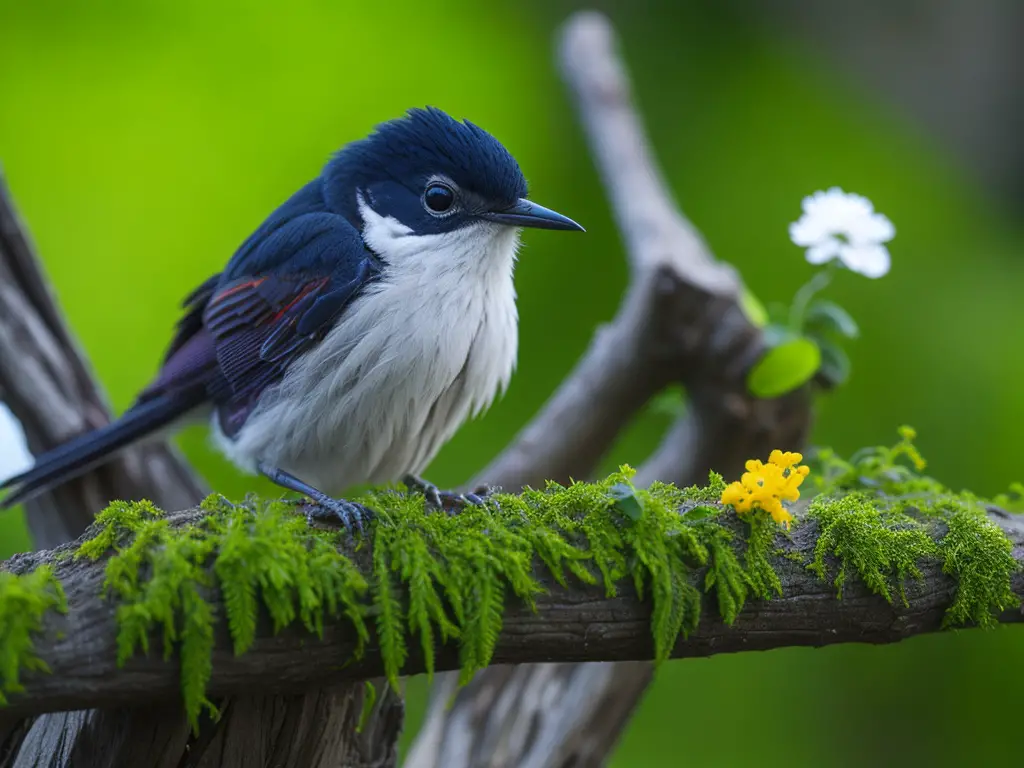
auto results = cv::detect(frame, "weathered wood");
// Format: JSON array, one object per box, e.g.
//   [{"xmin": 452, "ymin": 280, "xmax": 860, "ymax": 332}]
[
  {"xmin": 0, "ymin": 173, "xmax": 207, "ymax": 548},
  {"xmin": 0, "ymin": 175, "xmax": 405, "ymax": 767},
  {"xmin": 407, "ymin": 11, "xmax": 815, "ymax": 766},
  {"xmin": 0, "ymin": 171, "xmax": 215, "ymax": 768},
  {"xmin": 2, "ymin": 503, "xmax": 1023, "ymax": 721}
]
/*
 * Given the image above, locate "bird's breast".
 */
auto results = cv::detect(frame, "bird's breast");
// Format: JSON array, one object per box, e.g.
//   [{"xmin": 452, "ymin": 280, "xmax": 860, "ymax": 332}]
[{"xmin": 214, "ymin": 238, "xmax": 519, "ymax": 495}]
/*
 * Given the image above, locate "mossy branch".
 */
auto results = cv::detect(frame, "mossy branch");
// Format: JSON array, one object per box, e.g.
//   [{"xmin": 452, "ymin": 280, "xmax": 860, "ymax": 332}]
[{"xmin": 1, "ymin": 469, "xmax": 1022, "ymax": 725}]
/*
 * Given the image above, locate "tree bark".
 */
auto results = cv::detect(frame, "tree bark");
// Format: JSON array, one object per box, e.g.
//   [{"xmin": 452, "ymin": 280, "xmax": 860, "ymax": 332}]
[
  {"xmin": 3, "ymin": 502, "xmax": 1022, "ymax": 722},
  {"xmin": 406, "ymin": 12, "xmax": 814, "ymax": 767},
  {"xmin": 0, "ymin": 174, "xmax": 402, "ymax": 766}
]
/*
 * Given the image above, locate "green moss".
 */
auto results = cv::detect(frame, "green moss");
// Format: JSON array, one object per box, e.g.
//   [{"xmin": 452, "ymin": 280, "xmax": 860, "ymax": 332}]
[
  {"xmin": 808, "ymin": 494, "xmax": 937, "ymax": 604},
  {"xmin": 807, "ymin": 492, "xmax": 1020, "ymax": 624},
  {"xmin": 806, "ymin": 428, "xmax": 1021, "ymax": 624},
  {"xmin": 77, "ymin": 499, "xmax": 164, "ymax": 561},
  {"xmin": 701, "ymin": 523, "xmax": 748, "ymax": 624},
  {"xmin": 675, "ymin": 472, "xmax": 729, "ymax": 505},
  {"xmin": 41, "ymin": 430, "xmax": 1014, "ymax": 731},
  {"xmin": 776, "ymin": 548, "xmax": 808, "ymax": 566},
  {"xmin": 76, "ymin": 497, "xmax": 369, "ymax": 732},
  {"xmin": 70, "ymin": 466, "xmax": 770, "ymax": 729},
  {"xmin": 0, "ymin": 566, "xmax": 66, "ymax": 704},
  {"xmin": 743, "ymin": 511, "xmax": 784, "ymax": 600},
  {"xmin": 939, "ymin": 504, "xmax": 1020, "ymax": 628},
  {"xmin": 356, "ymin": 680, "xmax": 377, "ymax": 733}
]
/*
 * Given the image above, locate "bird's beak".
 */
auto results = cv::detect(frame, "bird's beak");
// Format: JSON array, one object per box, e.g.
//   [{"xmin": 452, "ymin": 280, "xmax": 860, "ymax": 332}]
[{"xmin": 481, "ymin": 199, "xmax": 585, "ymax": 232}]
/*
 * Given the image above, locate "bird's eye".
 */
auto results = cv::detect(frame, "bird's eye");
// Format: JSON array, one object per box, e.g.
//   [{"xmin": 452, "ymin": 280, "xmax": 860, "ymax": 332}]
[{"xmin": 424, "ymin": 183, "xmax": 456, "ymax": 214}]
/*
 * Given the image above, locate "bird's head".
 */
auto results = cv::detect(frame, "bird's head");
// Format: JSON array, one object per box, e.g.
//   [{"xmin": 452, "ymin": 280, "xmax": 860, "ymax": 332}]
[{"xmin": 323, "ymin": 107, "xmax": 582, "ymax": 270}]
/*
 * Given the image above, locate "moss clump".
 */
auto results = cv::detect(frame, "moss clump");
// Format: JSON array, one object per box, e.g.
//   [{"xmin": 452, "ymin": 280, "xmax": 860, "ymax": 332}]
[
  {"xmin": 0, "ymin": 566, "xmax": 66, "ymax": 704},
  {"xmin": 368, "ymin": 469, "xmax": 761, "ymax": 681},
  {"xmin": 808, "ymin": 493, "xmax": 1020, "ymax": 624},
  {"xmin": 701, "ymin": 522, "xmax": 750, "ymax": 624},
  {"xmin": 77, "ymin": 499, "xmax": 165, "ymax": 560},
  {"xmin": 808, "ymin": 494, "xmax": 937, "ymax": 604},
  {"xmin": 807, "ymin": 428, "xmax": 1021, "ymax": 624},
  {"xmin": 939, "ymin": 504, "xmax": 1019, "ymax": 628},
  {"xmin": 77, "ymin": 496, "xmax": 369, "ymax": 732},
  {"xmin": 72, "ymin": 467, "xmax": 771, "ymax": 730},
  {"xmin": 743, "ymin": 512, "xmax": 784, "ymax": 600}
]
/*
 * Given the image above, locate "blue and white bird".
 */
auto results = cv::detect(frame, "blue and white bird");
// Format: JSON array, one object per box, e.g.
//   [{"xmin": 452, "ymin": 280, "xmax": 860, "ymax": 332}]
[{"xmin": 0, "ymin": 107, "xmax": 583, "ymax": 529}]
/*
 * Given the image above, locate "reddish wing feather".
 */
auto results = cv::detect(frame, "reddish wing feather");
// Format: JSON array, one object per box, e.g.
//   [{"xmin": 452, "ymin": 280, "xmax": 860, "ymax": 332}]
[
  {"xmin": 204, "ymin": 274, "xmax": 332, "ymax": 396},
  {"xmin": 139, "ymin": 260, "xmax": 376, "ymax": 438}
]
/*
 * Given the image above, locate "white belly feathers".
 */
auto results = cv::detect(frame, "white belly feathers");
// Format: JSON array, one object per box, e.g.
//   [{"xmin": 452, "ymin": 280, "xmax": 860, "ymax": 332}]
[{"xmin": 212, "ymin": 212, "xmax": 520, "ymax": 496}]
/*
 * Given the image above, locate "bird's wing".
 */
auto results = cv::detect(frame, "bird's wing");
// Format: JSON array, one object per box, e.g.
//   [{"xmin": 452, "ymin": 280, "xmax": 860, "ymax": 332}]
[
  {"xmin": 163, "ymin": 272, "xmax": 222, "ymax": 362},
  {"xmin": 144, "ymin": 213, "xmax": 380, "ymax": 438},
  {"xmin": 0, "ymin": 212, "xmax": 379, "ymax": 508}
]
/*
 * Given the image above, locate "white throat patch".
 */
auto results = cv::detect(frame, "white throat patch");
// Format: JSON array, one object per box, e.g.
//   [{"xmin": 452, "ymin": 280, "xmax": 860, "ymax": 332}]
[{"xmin": 356, "ymin": 193, "xmax": 521, "ymax": 279}]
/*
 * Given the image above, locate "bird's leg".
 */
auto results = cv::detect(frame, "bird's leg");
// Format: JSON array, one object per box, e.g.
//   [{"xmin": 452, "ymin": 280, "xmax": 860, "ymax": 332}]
[
  {"xmin": 258, "ymin": 461, "xmax": 372, "ymax": 533},
  {"xmin": 402, "ymin": 473, "xmax": 495, "ymax": 513}
]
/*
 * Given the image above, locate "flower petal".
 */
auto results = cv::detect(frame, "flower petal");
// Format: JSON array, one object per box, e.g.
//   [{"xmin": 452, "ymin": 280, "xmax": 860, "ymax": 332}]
[
  {"xmin": 805, "ymin": 238, "xmax": 841, "ymax": 265},
  {"xmin": 852, "ymin": 211, "xmax": 896, "ymax": 244},
  {"xmin": 791, "ymin": 188, "xmax": 896, "ymax": 259},
  {"xmin": 790, "ymin": 217, "xmax": 825, "ymax": 247},
  {"xmin": 839, "ymin": 243, "xmax": 891, "ymax": 278}
]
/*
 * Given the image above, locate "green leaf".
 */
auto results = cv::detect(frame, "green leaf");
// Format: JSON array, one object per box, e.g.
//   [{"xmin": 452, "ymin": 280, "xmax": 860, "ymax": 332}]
[
  {"xmin": 816, "ymin": 341, "xmax": 851, "ymax": 388},
  {"xmin": 739, "ymin": 285, "xmax": 769, "ymax": 328},
  {"xmin": 609, "ymin": 483, "xmax": 644, "ymax": 521},
  {"xmin": 747, "ymin": 337, "xmax": 821, "ymax": 398},
  {"xmin": 806, "ymin": 300, "xmax": 859, "ymax": 339}
]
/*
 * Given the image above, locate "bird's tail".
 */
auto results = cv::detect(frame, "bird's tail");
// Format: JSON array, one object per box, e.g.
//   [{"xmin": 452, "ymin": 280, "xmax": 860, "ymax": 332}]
[{"xmin": 0, "ymin": 388, "xmax": 206, "ymax": 509}]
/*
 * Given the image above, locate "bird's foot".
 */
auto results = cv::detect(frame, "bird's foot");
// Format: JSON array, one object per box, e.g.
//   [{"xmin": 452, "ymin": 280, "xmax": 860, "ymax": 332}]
[
  {"xmin": 301, "ymin": 496, "xmax": 374, "ymax": 534},
  {"xmin": 258, "ymin": 461, "xmax": 372, "ymax": 535},
  {"xmin": 277, "ymin": 493, "xmax": 373, "ymax": 534},
  {"xmin": 402, "ymin": 474, "xmax": 496, "ymax": 514}
]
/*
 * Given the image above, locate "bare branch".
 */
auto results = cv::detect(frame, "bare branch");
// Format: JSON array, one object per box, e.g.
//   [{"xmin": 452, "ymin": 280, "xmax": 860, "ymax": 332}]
[
  {"xmin": 0, "ymin": 171, "xmax": 216, "ymax": 767},
  {"xmin": 406, "ymin": 661, "xmax": 654, "ymax": 768},
  {"xmin": 0, "ymin": 173, "xmax": 207, "ymax": 549}
]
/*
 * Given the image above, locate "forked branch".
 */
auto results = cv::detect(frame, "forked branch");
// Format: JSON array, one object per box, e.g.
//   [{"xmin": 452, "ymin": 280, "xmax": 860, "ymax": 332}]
[{"xmin": 408, "ymin": 11, "xmax": 812, "ymax": 767}]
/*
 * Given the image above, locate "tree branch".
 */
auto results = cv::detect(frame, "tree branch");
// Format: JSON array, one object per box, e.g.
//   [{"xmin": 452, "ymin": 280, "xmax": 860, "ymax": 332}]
[
  {"xmin": 0, "ymin": 171, "xmax": 219, "ymax": 768},
  {"xmin": 0, "ymin": 173, "xmax": 208, "ymax": 549},
  {"xmin": 0, "ymin": 176, "xmax": 402, "ymax": 767},
  {"xmin": 2, "ymin": 501, "xmax": 1022, "ymax": 722},
  {"xmin": 409, "ymin": 12, "xmax": 813, "ymax": 766}
]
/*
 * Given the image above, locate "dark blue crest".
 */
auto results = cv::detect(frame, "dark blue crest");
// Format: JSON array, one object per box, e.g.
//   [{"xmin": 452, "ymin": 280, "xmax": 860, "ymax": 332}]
[{"xmin": 323, "ymin": 107, "xmax": 530, "ymax": 235}]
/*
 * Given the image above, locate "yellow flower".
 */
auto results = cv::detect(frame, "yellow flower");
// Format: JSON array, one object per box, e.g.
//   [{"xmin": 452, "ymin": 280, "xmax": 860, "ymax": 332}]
[{"xmin": 719, "ymin": 449, "xmax": 810, "ymax": 529}]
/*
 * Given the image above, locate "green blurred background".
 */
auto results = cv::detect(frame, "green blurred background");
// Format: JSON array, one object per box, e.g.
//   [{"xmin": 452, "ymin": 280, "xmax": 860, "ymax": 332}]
[{"xmin": 2, "ymin": 1, "xmax": 1023, "ymax": 765}]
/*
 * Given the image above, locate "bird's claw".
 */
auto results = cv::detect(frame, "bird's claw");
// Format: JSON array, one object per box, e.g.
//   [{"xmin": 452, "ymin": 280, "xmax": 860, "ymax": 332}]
[
  {"xmin": 302, "ymin": 497, "xmax": 374, "ymax": 534},
  {"xmin": 463, "ymin": 484, "xmax": 496, "ymax": 506},
  {"xmin": 403, "ymin": 475, "xmax": 496, "ymax": 514}
]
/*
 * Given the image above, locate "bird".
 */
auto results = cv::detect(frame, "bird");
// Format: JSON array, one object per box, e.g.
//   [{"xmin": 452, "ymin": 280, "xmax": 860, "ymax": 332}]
[{"xmin": 0, "ymin": 107, "xmax": 584, "ymax": 530}]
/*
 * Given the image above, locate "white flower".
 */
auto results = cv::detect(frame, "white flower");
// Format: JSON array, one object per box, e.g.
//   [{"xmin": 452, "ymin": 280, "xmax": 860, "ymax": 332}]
[{"xmin": 789, "ymin": 187, "xmax": 895, "ymax": 278}]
